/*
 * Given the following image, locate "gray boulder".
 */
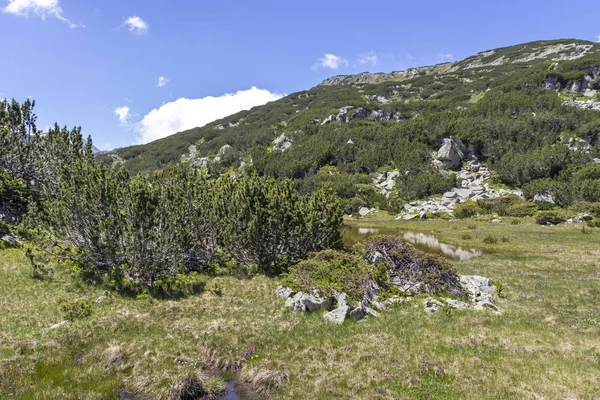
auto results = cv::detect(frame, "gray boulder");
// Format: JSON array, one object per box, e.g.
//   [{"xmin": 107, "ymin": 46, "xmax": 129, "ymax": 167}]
[
  {"xmin": 358, "ymin": 207, "xmax": 375, "ymax": 217},
  {"xmin": 436, "ymin": 138, "xmax": 466, "ymax": 169},
  {"xmin": 543, "ymin": 76, "xmax": 560, "ymax": 91},
  {"xmin": 533, "ymin": 192, "xmax": 555, "ymax": 205},
  {"xmin": 275, "ymin": 286, "xmax": 293, "ymax": 299},
  {"xmin": 324, "ymin": 306, "xmax": 349, "ymax": 324},
  {"xmin": 1, "ymin": 233, "xmax": 20, "ymax": 246},
  {"xmin": 0, "ymin": 203, "xmax": 20, "ymax": 225},
  {"xmin": 443, "ymin": 191, "xmax": 458, "ymax": 199},
  {"xmin": 348, "ymin": 304, "xmax": 365, "ymax": 320},
  {"xmin": 423, "ymin": 297, "xmax": 444, "ymax": 313},
  {"xmin": 349, "ymin": 108, "xmax": 369, "ymax": 121},
  {"xmin": 460, "ymin": 275, "xmax": 495, "ymax": 295},
  {"xmin": 272, "ymin": 134, "xmax": 292, "ymax": 152},
  {"xmin": 446, "ymin": 299, "xmax": 473, "ymax": 310},
  {"xmin": 571, "ymin": 78, "xmax": 589, "ymax": 94},
  {"xmin": 371, "ymin": 109, "xmax": 398, "ymax": 121},
  {"xmin": 192, "ymin": 157, "xmax": 209, "ymax": 168},
  {"xmin": 335, "ymin": 292, "xmax": 350, "ymax": 308},
  {"xmin": 285, "ymin": 292, "xmax": 307, "ymax": 312},
  {"xmin": 217, "ymin": 144, "xmax": 232, "ymax": 155},
  {"xmin": 302, "ymin": 292, "xmax": 332, "ymax": 312}
]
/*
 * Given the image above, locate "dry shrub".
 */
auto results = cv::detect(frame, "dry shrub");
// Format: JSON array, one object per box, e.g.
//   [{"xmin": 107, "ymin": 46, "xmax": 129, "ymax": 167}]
[
  {"xmin": 364, "ymin": 236, "xmax": 464, "ymax": 298},
  {"xmin": 199, "ymin": 346, "xmax": 241, "ymax": 371},
  {"xmin": 241, "ymin": 367, "xmax": 290, "ymax": 395},
  {"xmin": 101, "ymin": 342, "xmax": 130, "ymax": 372}
]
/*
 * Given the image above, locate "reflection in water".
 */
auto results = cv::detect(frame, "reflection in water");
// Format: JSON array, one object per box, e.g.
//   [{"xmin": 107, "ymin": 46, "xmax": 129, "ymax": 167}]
[
  {"xmin": 357, "ymin": 228, "xmax": 378, "ymax": 235},
  {"xmin": 343, "ymin": 226, "xmax": 483, "ymax": 261}
]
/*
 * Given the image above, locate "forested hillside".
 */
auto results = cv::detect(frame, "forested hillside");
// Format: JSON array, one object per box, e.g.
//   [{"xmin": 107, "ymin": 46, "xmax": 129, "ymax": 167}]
[{"xmin": 99, "ymin": 39, "xmax": 600, "ymax": 212}]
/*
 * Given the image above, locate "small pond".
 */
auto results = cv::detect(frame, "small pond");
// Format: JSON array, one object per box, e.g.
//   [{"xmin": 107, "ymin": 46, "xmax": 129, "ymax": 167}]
[{"xmin": 342, "ymin": 225, "xmax": 483, "ymax": 261}]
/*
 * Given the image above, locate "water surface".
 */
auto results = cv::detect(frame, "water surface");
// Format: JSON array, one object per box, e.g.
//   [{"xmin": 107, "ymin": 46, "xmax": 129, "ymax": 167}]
[{"xmin": 342, "ymin": 225, "xmax": 483, "ymax": 261}]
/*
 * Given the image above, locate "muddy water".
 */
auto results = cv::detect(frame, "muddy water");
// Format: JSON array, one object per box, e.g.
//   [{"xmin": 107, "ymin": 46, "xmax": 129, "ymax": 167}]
[{"xmin": 342, "ymin": 225, "xmax": 483, "ymax": 261}]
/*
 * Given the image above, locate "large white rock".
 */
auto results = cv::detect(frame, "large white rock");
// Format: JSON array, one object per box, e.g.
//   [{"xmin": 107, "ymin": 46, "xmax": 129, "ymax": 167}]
[
  {"xmin": 436, "ymin": 138, "xmax": 466, "ymax": 169},
  {"xmin": 324, "ymin": 306, "xmax": 349, "ymax": 324}
]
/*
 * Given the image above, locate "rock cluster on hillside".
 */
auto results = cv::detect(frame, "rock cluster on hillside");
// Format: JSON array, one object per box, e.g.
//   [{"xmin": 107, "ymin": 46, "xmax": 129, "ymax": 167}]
[
  {"xmin": 272, "ymin": 133, "xmax": 293, "ymax": 152},
  {"xmin": 316, "ymin": 106, "xmax": 403, "ymax": 125},
  {"xmin": 374, "ymin": 158, "xmax": 523, "ymax": 219},
  {"xmin": 399, "ymin": 161, "xmax": 522, "ymax": 219}
]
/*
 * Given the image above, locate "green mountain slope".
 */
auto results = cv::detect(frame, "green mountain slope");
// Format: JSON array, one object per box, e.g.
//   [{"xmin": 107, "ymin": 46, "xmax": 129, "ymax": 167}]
[{"xmin": 99, "ymin": 38, "xmax": 600, "ymax": 210}]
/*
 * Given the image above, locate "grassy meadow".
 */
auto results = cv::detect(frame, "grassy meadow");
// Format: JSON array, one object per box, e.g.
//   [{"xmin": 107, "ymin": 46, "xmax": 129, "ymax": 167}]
[{"xmin": 1, "ymin": 214, "xmax": 599, "ymax": 399}]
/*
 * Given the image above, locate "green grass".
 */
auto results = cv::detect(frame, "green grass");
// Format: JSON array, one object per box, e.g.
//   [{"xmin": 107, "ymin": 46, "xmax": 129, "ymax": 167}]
[{"xmin": 1, "ymin": 215, "xmax": 600, "ymax": 399}]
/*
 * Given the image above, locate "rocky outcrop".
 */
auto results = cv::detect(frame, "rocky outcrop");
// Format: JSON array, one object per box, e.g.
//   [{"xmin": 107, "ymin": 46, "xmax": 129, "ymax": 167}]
[
  {"xmin": 218, "ymin": 144, "xmax": 232, "ymax": 155},
  {"xmin": 193, "ymin": 158, "xmax": 209, "ymax": 168},
  {"xmin": 276, "ymin": 271, "xmax": 500, "ymax": 324},
  {"xmin": 374, "ymin": 169, "xmax": 401, "ymax": 197},
  {"xmin": 436, "ymin": 138, "xmax": 466, "ymax": 169},
  {"xmin": 571, "ymin": 78, "xmax": 589, "ymax": 94},
  {"xmin": 0, "ymin": 233, "xmax": 20, "ymax": 247},
  {"xmin": 215, "ymin": 121, "xmax": 239, "ymax": 130},
  {"xmin": 565, "ymin": 99, "xmax": 600, "ymax": 111},
  {"xmin": 513, "ymin": 43, "xmax": 593, "ymax": 63},
  {"xmin": 0, "ymin": 203, "xmax": 20, "ymax": 226},
  {"xmin": 283, "ymin": 291, "xmax": 332, "ymax": 313},
  {"xmin": 533, "ymin": 192, "xmax": 555, "ymax": 205},
  {"xmin": 543, "ymin": 76, "xmax": 561, "ymax": 91},
  {"xmin": 367, "ymin": 95, "xmax": 389, "ymax": 103},
  {"xmin": 349, "ymin": 108, "xmax": 369, "ymax": 121},
  {"xmin": 562, "ymin": 136, "xmax": 593, "ymax": 152},
  {"xmin": 371, "ymin": 109, "xmax": 403, "ymax": 122},
  {"xmin": 272, "ymin": 134, "xmax": 292, "ymax": 152},
  {"xmin": 395, "ymin": 160, "xmax": 522, "ymax": 219},
  {"xmin": 321, "ymin": 106, "xmax": 404, "ymax": 126},
  {"xmin": 358, "ymin": 207, "xmax": 377, "ymax": 217},
  {"xmin": 321, "ymin": 106, "xmax": 370, "ymax": 125},
  {"xmin": 459, "ymin": 275, "xmax": 499, "ymax": 311},
  {"xmin": 570, "ymin": 67, "xmax": 599, "ymax": 95},
  {"xmin": 323, "ymin": 306, "xmax": 350, "ymax": 324}
]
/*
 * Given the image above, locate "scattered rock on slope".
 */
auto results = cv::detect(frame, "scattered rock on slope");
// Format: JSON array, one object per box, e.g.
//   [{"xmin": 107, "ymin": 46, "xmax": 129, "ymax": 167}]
[{"xmin": 436, "ymin": 138, "xmax": 467, "ymax": 169}]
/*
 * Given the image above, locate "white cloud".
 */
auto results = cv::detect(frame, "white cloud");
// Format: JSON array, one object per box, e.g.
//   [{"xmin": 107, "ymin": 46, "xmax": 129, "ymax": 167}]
[
  {"xmin": 597, "ymin": 35, "xmax": 600, "ymax": 43},
  {"xmin": 358, "ymin": 52, "xmax": 378, "ymax": 65},
  {"xmin": 124, "ymin": 16, "xmax": 148, "ymax": 35},
  {"xmin": 314, "ymin": 53, "xmax": 347, "ymax": 70},
  {"xmin": 2, "ymin": 0, "xmax": 83, "ymax": 28},
  {"xmin": 135, "ymin": 87, "xmax": 283, "ymax": 144},
  {"xmin": 437, "ymin": 53, "xmax": 454, "ymax": 62},
  {"xmin": 114, "ymin": 106, "xmax": 131, "ymax": 125},
  {"xmin": 157, "ymin": 76, "xmax": 169, "ymax": 87}
]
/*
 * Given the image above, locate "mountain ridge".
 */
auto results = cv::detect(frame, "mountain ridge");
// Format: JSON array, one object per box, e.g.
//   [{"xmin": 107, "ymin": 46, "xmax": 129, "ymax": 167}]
[{"xmin": 97, "ymin": 38, "xmax": 600, "ymax": 213}]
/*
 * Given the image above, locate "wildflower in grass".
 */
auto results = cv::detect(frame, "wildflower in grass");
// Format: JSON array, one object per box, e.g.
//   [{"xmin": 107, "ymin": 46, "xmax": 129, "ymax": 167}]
[{"xmin": 422, "ymin": 361, "xmax": 430, "ymax": 368}]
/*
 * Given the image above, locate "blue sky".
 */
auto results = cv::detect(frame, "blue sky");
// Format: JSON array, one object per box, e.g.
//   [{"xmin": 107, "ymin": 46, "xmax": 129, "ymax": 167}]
[{"xmin": 1, "ymin": 0, "xmax": 599, "ymax": 149}]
